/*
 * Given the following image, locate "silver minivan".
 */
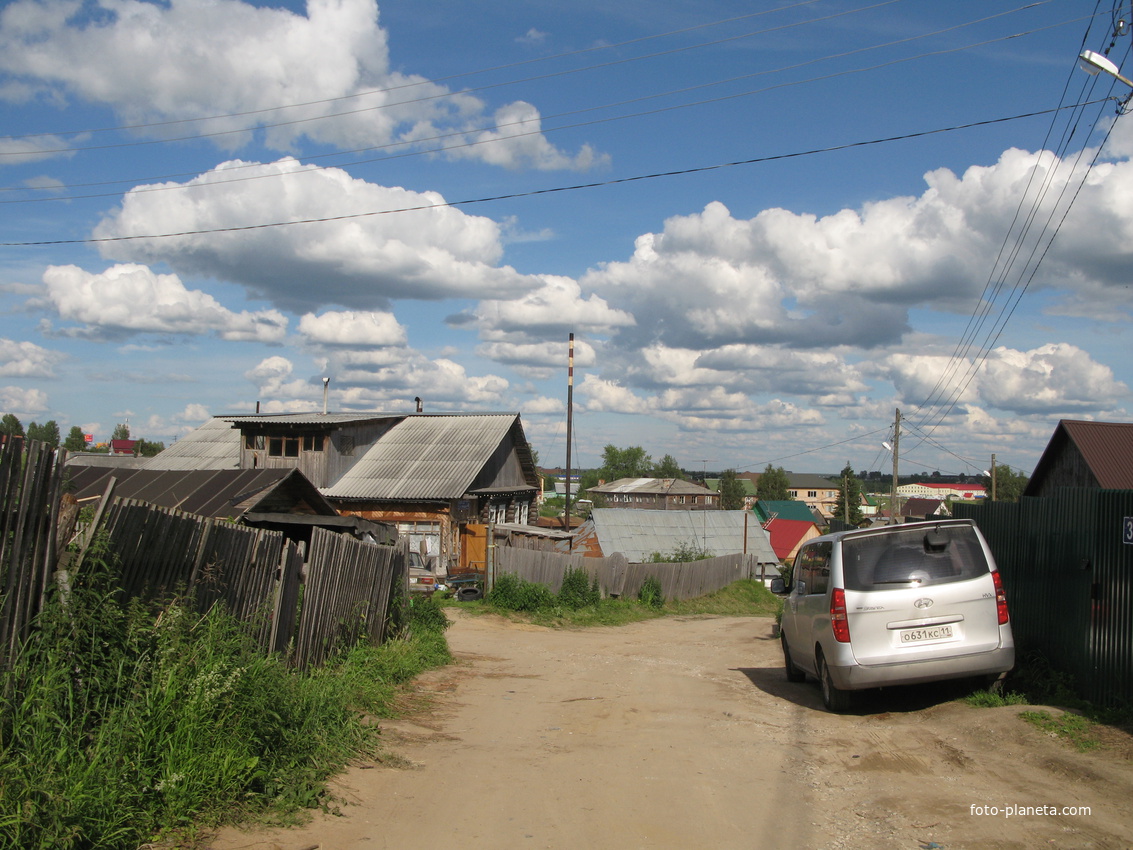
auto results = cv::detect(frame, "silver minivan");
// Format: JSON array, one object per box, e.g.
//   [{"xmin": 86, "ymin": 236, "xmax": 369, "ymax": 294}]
[{"xmin": 772, "ymin": 519, "xmax": 1014, "ymax": 712}]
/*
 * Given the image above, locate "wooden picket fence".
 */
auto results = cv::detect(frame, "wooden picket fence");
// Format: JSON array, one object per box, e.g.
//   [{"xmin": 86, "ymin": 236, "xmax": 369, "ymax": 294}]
[
  {"xmin": 495, "ymin": 546, "xmax": 779, "ymax": 601},
  {"xmin": 0, "ymin": 438, "xmax": 405, "ymax": 670},
  {"xmin": 0, "ymin": 436, "xmax": 68, "ymax": 664}
]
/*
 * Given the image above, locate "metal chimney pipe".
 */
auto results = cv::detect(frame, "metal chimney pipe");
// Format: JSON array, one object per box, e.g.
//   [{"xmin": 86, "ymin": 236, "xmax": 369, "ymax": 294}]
[
  {"xmin": 415, "ymin": 396, "xmax": 423, "ymax": 413},
  {"xmin": 322, "ymin": 377, "xmax": 330, "ymax": 414}
]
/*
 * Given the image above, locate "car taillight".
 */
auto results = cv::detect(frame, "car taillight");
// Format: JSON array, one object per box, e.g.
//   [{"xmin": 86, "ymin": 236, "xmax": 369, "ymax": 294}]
[
  {"xmin": 831, "ymin": 587, "xmax": 850, "ymax": 643},
  {"xmin": 992, "ymin": 570, "xmax": 1009, "ymax": 625}
]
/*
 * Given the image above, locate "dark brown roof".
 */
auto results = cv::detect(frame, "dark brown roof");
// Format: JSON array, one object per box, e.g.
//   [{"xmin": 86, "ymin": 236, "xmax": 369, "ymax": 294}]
[
  {"xmin": 1025, "ymin": 419, "xmax": 1133, "ymax": 496},
  {"xmin": 65, "ymin": 467, "xmax": 338, "ymax": 519}
]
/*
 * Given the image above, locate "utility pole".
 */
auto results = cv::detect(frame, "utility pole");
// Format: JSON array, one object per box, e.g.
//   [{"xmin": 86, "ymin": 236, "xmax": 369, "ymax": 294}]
[
  {"xmin": 990, "ymin": 453, "xmax": 997, "ymax": 501},
  {"xmin": 564, "ymin": 333, "xmax": 574, "ymax": 533},
  {"xmin": 890, "ymin": 408, "xmax": 901, "ymax": 524}
]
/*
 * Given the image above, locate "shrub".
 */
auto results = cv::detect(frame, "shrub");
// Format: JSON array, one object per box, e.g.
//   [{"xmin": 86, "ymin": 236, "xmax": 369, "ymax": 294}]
[
  {"xmin": 638, "ymin": 575, "xmax": 665, "ymax": 609},
  {"xmin": 557, "ymin": 567, "xmax": 600, "ymax": 610},
  {"xmin": 486, "ymin": 573, "xmax": 555, "ymax": 612}
]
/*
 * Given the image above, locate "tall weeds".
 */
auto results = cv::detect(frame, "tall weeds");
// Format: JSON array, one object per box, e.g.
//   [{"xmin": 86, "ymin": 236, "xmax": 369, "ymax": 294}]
[{"xmin": 0, "ymin": 539, "xmax": 451, "ymax": 849}]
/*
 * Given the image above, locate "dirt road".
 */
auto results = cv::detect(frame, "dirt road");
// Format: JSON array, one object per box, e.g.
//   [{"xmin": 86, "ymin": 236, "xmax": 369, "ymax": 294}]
[{"xmin": 209, "ymin": 611, "xmax": 1133, "ymax": 850}]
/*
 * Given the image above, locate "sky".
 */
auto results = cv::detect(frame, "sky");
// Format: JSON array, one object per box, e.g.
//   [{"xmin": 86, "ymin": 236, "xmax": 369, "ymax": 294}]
[{"xmin": 2, "ymin": 0, "xmax": 1133, "ymax": 479}]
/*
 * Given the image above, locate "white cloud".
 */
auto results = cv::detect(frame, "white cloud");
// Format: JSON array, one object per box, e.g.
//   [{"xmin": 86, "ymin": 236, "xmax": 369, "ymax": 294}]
[
  {"xmin": 298, "ymin": 310, "xmax": 407, "ymax": 347},
  {"xmin": 0, "ymin": 337, "xmax": 65, "ymax": 377},
  {"xmin": 0, "ymin": 134, "xmax": 75, "ymax": 165},
  {"xmin": 884, "ymin": 343, "xmax": 1128, "ymax": 415},
  {"xmin": 0, "ymin": 0, "xmax": 598, "ymax": 170},
  {"xmin": 469, "ymin": 276, "xmax": 634, "ymax": 340},
  {"xmin": 443, "ymin": 101, "xmax": 609, "ymax": 171},
  {"xmin": 516, "ymin": 28, "xmax": 547, "ymax": 46},
  {"xmin": 42, "ymin": 263, "xmax": 288, "ymax": 341},
  {"xmin": 0, "ymin": 385, "xmax": 47, "ymax": 415},
  {"xmin": 94, "ymin": 159, "xmax": 537, "ymax": 312}
]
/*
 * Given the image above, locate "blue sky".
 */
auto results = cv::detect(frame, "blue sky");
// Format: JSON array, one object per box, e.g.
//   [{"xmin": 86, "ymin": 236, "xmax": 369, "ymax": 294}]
[{"xmin": 3, "ymin": 0, "xmax": 1133, "ymax": 478}]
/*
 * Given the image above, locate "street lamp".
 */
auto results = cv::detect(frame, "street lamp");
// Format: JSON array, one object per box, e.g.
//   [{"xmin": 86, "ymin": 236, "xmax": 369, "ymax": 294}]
[{"xmin": 1079, "ymin": 49, "xmax": 1133, "ymax": 113}]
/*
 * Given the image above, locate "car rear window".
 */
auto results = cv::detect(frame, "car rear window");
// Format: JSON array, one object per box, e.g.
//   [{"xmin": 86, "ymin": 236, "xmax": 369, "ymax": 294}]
[{"xmin": 840, "ymin": 524, "xmax": 990, "ymax": 591}]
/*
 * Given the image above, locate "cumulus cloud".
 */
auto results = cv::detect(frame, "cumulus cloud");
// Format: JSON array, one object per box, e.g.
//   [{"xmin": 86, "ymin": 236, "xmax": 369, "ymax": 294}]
[
  {"xmin": 41, "ymin": 263, "xmax": 287, "ymax": 341},
  {"xmin": 464, "ymin": 276, "xmax": 634, "ymax": 339},
  {"xmin": 94, "ymin": 159, "xmax": 537, "ymax": 312},
  {"xmin": 298, "ymin": 310, "xmax": 407, "ymax": 347},
  {"xmin": 579, "ymin": 147, "xmax": 1133, "ymax": 354},
  {"xmin": 0, "ymin": 337, "xmax": 65, "ymax": 377},
  {"xmin": 443, "ymin": 101, "xmax": 609, "ymax": 171},
  {"xmin": 883, "ymin": 343, "xmax": 1128, "ymax": 416},
  {"xmin": 0, "ymin": 133, "xmax": 75, "ymax": 165},
  {"xmin": 0, "ymin": 0, "xmax": 599, "ymax": 170},
  {"xmin": 0, "ymin": 385, "xmax": 47, "ymax": 415}
]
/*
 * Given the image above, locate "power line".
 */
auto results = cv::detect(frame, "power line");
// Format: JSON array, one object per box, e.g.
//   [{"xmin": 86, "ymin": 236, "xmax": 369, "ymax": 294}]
[{"xmin": 1, "ymin": 102, "xmax": 1104, "ymax": 248}]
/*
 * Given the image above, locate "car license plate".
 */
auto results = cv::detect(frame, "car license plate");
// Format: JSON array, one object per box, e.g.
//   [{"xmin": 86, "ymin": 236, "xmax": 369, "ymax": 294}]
[{"xmin": 900, "ymin": 625, "xmax": 954, "ymax": 643}]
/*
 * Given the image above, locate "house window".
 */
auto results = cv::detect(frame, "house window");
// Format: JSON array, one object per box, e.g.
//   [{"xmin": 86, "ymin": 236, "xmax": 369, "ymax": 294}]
[
  {"xmin": 489, "ymin": 502, "xmax": 507, "ymax": 524},
  {"xmin": 268, "ymin": 437, "xmax": 301, "ymax": 457},
  {"xmin": 303, "ymin": 434, "xmax": 323, "ymax": 452},
  {"xmin": 338, "ymin": 435, "xmax": 355, "ymax": 456},
  {"xmin": 244, "ymin": 434, "xmax": 265, "ymax": 450},
  {"xmin": 808, "ymin": 491, "xmax": 817, "ymax": 498}
]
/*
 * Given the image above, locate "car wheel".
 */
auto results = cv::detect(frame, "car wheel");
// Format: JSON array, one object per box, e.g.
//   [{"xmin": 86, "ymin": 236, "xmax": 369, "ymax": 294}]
[
  {"xmin": 457, "ymin": 587, "xmax": 483, "ymax": 601},
  {"xmin": 818, "ymin": 652, "xmax": 853, "ymax": 713},
  {"xmin": 781, "ymin": 633, "xmax": 806, "ymax": 683}
]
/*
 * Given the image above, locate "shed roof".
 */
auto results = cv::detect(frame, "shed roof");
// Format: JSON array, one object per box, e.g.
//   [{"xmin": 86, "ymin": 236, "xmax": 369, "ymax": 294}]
[
  {"xmin": 65, "ymin": 467, "xmax": 337, "ymax": 519},
  {"xmin": 582, "ymin": 508, "xmax": 778, "ymax": 563},
  {"xmin": 764, "ymin": 518, "xmax": 819, "ymax": 561},
  {"xmin": 753, "ymin": 499, "xmax": 820, "ymax": 523},
  {"xmin": 321, "ymin": 413, "xmax": 534, "ymax": 501}
]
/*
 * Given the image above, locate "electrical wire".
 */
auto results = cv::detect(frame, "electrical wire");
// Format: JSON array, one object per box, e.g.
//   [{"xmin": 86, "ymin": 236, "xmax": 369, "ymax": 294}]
[{"xmin": 0, "ymin": 102, "xmax": 1107, "ymax": 248}]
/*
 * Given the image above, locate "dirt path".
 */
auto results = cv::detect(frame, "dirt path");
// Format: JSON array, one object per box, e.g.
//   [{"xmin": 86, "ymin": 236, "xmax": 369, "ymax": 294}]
[{"xmin": 208, "ymin": 611, "xmax": 1133, "ymax": 850}]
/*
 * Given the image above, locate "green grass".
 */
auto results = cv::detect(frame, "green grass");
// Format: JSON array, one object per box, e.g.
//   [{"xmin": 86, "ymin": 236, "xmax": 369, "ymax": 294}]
[
  {"xmin": 0, "ymin": 544, "xmax": 452, "ymax": 850},
  {"xmin": 451, "ymin": 576, "xmax": 782, "ymax": 628},
  {"xmin": 1020, "ymin": 709, "xmax": 1101, "ymax": 752},
  {"xmin": 963, "ymin": 688, "xmax": 1029, "ymax": 708}
]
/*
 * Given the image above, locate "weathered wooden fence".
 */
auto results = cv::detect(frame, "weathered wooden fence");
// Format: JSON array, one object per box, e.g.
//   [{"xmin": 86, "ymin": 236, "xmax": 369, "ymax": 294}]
[
  {"xmin": 1, "ymin": 438, "xmax": 405, "ymax": 670},
  {"xmin": 954, "ymin": 490, "xmax": 1133, "ymax": 708},
  {"xmin": 0, "ymin": 437, "xmax": 67, "ymax": 663},
  {"xmin": 495, "ymin": 547, "xmax": 777, "ymax": 601}
]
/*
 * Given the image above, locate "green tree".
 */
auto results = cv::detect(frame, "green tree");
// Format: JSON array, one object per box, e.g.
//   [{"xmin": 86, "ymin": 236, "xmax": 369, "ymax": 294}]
[
  {"xmin": 982, "ymin": 467, "xmax": 1029, "ymax": 502},
  {"xmin": 653, "ymin": 453, "xmax": 684, "ymax": 480},
  {"xmin": 718, "ymin": 468, "xmax": 747, "ymax": 510},
  {"xmin": 756, "ymin": 464, "xmax": 791, "ymax": 501},
  {"xmin": 833, "ymin": 464, "xmax": 865, "ymax": 525},
  {"xmin": 135, "ymin": 438, "xmax": 165, "ymax": 457},
  {"xmin": 598, "ymin": 444, "xmax": 652, "ymax": 482},
  {"xmin": 111, "ymin": 422, "xmax": 131, "ymax": 440},
  {"xmin": 37, "ymin": 420, "xmax": 61, "ymax": 448},
  {"xmin": 0, "ymin": 413, "xmax": 22, "ymax": 436},
  {"xmin": 25, "ymin": 420, "xmax": 41, "ymax": 441},
  {"xmin": 64, "ymin": 426, "xmax": 87, "ymax": 452}
]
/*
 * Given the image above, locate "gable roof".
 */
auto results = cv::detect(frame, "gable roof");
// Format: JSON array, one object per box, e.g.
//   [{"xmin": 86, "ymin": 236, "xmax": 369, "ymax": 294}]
[
  {"xmin": 785, "ymin": 473, "xmax": 840, "ymax": 490},
  {"xmin": 753, "ymin": 499, "xmax": 819, "ymax": 523},
  {"xmin": 143, "ymin": 417, "xmax": 241, "ymax": 470},
  {"xmin": 322, "ymin": 413, "xmax": 535, "ymax": 501},
  {"xmin": 705, "ymin": 478, "xmax": 758, "ymax": 496},
  {"xmin": 1025, "ymin": 419, "xmax": 1133, "ymax": 496},
  {"xmin": 764, "ymin": 518, "xmax": 819, "ymax": 561},
  {"xmin": 901, "ymin": 497, "xmax": 946, "ymax": 517},
  {"xmin": 578, "ymin": 508, "xmax": 778, "ymax": 563}
]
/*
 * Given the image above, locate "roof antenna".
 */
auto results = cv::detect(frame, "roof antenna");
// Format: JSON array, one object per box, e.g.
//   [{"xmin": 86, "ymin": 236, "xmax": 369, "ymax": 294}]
[{"xmin": 322, "ymin": 377, "xmax": 330, "ymax": 415}]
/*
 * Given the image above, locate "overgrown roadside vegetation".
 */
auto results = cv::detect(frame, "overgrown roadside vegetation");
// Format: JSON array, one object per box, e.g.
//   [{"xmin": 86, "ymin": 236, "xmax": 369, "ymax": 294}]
[
  {"xmin": 963, "ymin": 649, "xmax": 1132, "ymax": 752},
  {"xmin": 0, "ymin": 539, "xmax": 452, "ymax": 850},
  {"xmin": 448, "ymin": 568, "xmax": 782, "ymax": 628}
]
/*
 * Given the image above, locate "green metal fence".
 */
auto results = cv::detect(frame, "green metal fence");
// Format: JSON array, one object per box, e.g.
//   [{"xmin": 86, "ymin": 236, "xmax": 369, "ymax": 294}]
[{"xmin": 954, "ymin": 489, "xmax": 1133, "ymax": 708}]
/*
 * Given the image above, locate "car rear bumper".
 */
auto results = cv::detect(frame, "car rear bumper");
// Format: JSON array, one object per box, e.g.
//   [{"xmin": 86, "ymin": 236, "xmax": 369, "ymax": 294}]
[{"xmin": 829, "ymin": 645, "xmax": 1015, "ymax": 690}]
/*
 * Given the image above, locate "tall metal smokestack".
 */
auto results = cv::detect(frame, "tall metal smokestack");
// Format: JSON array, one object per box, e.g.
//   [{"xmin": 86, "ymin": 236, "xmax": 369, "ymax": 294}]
[{"xmin": 322, "ymin": 377, "xmax": 330, "ymax": 414}]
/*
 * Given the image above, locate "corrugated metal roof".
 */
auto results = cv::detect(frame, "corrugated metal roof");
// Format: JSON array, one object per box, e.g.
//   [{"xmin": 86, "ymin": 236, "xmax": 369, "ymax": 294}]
[
  {"xmin": 1061, "ymin": 420, "xmax": 1133, "ymax": 488},
  {"xmin": 65, "ymin": 467, "xmax": 337, "ymax": 519},
  {"xmin": 321, "ymin": 414, "xmax": 523, "ymax": 500},
  {"xmin": 589, "ymin": 478, "xmax": 714, "ymax": 495},
  {"xmin": 587, "ymin": 508, "xmax": 778, "ymax": 563},
  {"xmin": 142, "ymin": 417, "xmax": 241, "ymax": 470},
  {"xmin": 225, "ymin": 412, "xmax": 403, "ymax": 426}
]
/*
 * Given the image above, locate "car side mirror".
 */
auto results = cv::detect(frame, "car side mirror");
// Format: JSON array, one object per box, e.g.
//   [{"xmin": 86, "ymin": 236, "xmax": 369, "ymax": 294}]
[{"xmin": 770, "ymin": 577, "xmax": 786, "ymax": 595}]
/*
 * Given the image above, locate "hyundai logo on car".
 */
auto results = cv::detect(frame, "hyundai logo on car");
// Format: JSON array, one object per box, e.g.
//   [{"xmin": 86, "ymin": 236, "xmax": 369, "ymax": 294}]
[{"xmin": 913, "ymin": 598, "xmax": 934, "ymax": 609}]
